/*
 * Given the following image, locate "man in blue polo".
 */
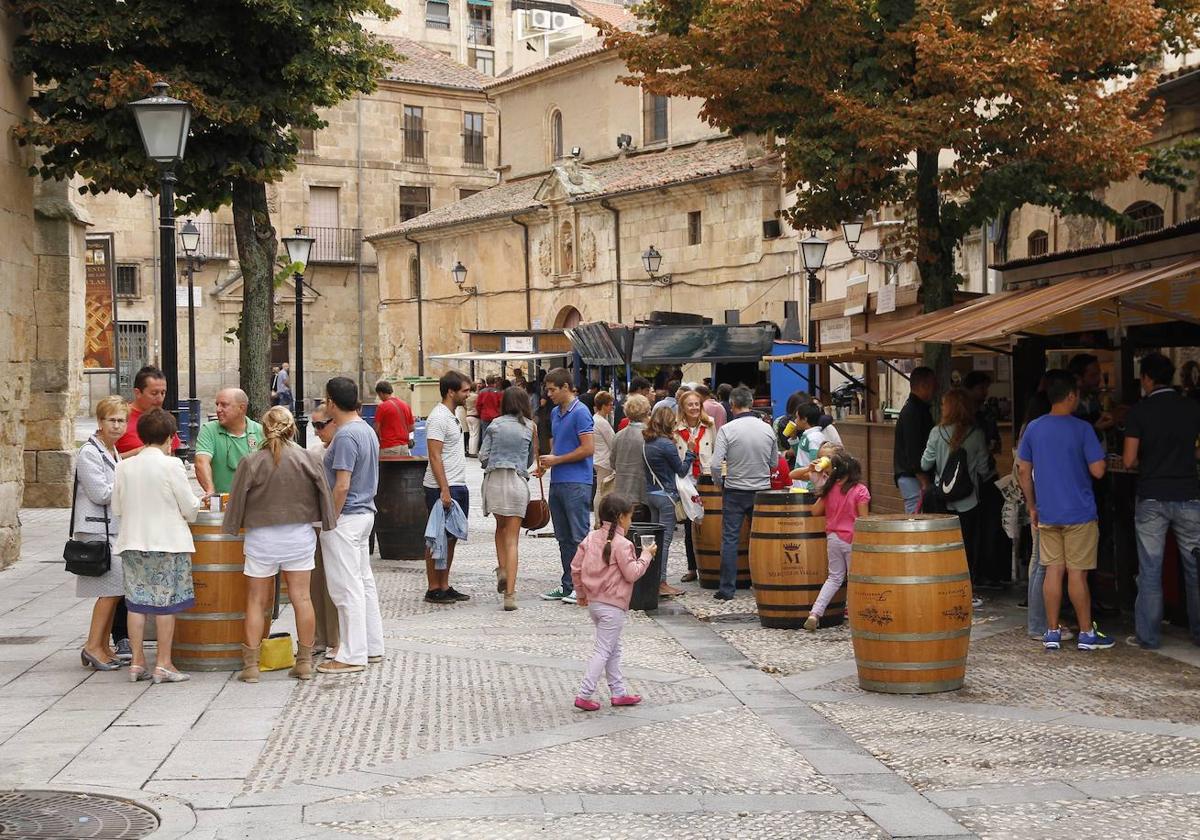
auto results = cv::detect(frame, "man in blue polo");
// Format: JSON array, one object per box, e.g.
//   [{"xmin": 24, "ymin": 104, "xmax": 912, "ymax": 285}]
[{"xmin": 537, "ymin": 367, "xmax": 594, "ymax": 604}]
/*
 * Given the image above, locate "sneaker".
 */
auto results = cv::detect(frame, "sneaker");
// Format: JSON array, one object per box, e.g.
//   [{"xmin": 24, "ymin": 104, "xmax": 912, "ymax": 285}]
[
  {"xmin": 713, "ymin": 591, "xmax": 734, "ymax": 601},
  {"xmin": 611, "ymin": 694, "xmax": 642, "ymax": 706},
  {"xmin": 1077, "ymin": 625, "xmax": 1115, "ymax": 651},
  {"xmin": 444, "ymin": 587, "xmax": 471, "ymax": 602},
  {"xmin": 1043, "ymin": 628, "xmax": 1061, "ymax": 650},
  {"xmin": 562, "ymin": 590, "xmax": 579, "ymax": 605},
  {"xmin": 317, "ymin": 660, "xmax": 365, "ymax": 674},
  {"xmin": 574, "ymin": 696, "xmax": 601, "ymax": 711},
  {"xmin": 424, "ymin": 589, "xmax": 452, "ymax": 604},
  {"xmin": 114, "ymin": 639, "xmax": 133, "ymax": 663},
  {"xmin": 803, "ymin": 615, "xmax": 819, "ymax": 632},
  {"xmin": 1125, "ymin": 634, "xmax": 1159, "ymax": 650},
  {"xmin": 1057, "ymin": 626, "xmax": 1075, "ymax": 642},
  {"xmin": 971, "ymin": 596, "xmax": 984, "ymax": 608},
  {"xmin": 540, "ymin": 587, "xmax": 567, "ymax": 601}
]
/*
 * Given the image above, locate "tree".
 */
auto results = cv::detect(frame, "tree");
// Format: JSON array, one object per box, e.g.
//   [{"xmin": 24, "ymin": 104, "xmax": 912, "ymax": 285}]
[
  {"xmin": 12, "ymin": 0, "xmax": 395, "ymax": 417},
  {"xmin": 608, "ymin": 0, "xmax": 1200, "ymax": 378}
]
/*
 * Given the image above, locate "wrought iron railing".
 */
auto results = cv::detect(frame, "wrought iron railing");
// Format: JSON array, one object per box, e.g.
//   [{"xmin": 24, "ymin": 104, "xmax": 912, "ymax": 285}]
[
  {"xmin": 305, "ymin": 226, "xmax": 362, "ymax": 264},
  {"xmin": 178, "ymin": 221, "xmax": 235, "ymax": 260}
]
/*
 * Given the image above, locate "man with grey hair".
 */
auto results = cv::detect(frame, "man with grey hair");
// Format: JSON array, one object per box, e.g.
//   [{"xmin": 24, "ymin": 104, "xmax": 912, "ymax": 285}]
[
  {"xmin": 710, "ymin": 386, "xmax": 777, "ymax": 600},
  {"xmin": 195, "ymin": 387, "xmax": 264, "ymax": 495}
]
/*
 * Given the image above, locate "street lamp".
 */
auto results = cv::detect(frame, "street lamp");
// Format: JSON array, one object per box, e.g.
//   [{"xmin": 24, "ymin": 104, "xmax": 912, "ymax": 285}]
[
  {"xmin": 641, "ymin": 244, "xmax": 671, "ymax": 286},
  {"xmin": 799, "ymin": 232, "xmax": 828, "ymax": 393},
  {"xmin": 178, "ymin": 219, "xmax": 206, "ymax": 458},
  {"xmin": 451, "ymin": 260, "xmax": 476, "ymax": 295},
  {"xmin": 129, "ymin": 81, "xmax": 192, "ymax": 439},
  {"xmin": 282, "ymin": 226, "xmax": 315, "ymax": 446},
  {"xmin": 841, "ymin": 219, "xmax": 903, "ymax": 273}
]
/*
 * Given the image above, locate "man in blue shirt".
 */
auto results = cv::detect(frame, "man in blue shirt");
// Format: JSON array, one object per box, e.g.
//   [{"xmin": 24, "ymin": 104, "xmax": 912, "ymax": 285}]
[
  {"xmin": 1017, "ymin": 370, "xmax": 1114, "ymax": 652},
  {"xmin": 537, "ymin": 367, "xmax": 594, "ymax": 604}
]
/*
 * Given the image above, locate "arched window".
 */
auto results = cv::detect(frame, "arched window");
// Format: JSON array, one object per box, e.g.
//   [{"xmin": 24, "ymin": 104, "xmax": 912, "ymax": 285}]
[
  {"xmin": 1122, "ymin": 201, "xmax": 1164, "ymax": 237},
  {"xmin": 408, "ymin": 254, "xmax": 420, "ymax": 299},
  {"xmin": 1027, "ymin": 229, "xmax": 1048, "ymax": 258},
  {"xmin": 550, "ymin": 110, "xmax": 563, "ymax": 162}
]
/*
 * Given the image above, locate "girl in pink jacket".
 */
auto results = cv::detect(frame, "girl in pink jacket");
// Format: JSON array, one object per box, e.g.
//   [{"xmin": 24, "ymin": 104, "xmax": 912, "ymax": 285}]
[{"xmin": 571, "ymin": 493, "xmax": 655, "ymax": 711}]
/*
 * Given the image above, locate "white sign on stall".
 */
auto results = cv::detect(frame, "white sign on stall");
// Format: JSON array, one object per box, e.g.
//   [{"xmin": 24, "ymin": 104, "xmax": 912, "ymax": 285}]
[
  {"xmin": 504, "ymin": 335, "xmax": 535, "ymax": 353},
  {"xmin": 175, "ymin": 286, "xmax": 202, "ymax": 308},
  {"xmin": 973, "ymin": 355, "xmax": 995, "ymax": 372},
  {"xmin": 876, "ymin": 283, "xmax": 897, "ymax": 315},
  {"xmin": 821, "ymin": 317, "xmax": 852, "ymax": 345},
  {"xmin": 844, "ymin": 275, "xmax": 869, "ymax": 316}
]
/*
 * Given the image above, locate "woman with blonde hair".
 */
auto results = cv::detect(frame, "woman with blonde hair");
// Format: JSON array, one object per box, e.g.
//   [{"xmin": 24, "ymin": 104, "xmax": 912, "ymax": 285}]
[
  {"xmin": 643, "ymin": 404, "xmax": 696, "ymax": 597},
  {"xmin": 74, "ymin": 395, "xmax": 129, "ymax": 670},
  {"xmin": 223, "ymin": 406, "xmax": 336, "ymax": 682},
  {"xmin": 674, "ymin": 390, "xmax": 713, "ymax": 583},
  {"xmin": 610, "ymin": 394, "xmax": 652, "ymax": 519}
]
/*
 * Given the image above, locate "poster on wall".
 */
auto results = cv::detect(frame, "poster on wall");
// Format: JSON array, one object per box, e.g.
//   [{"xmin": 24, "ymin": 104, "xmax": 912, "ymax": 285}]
[
  {"xmin": 843, "ymin": 275, "xmax": 869, "ymax": 316},
  {"xmin": 84, "ymin": 236, "xmax": 117, "ymax": 371}
]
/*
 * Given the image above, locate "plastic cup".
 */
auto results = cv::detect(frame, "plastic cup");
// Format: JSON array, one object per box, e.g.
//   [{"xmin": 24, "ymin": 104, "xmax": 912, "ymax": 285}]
[
  {"xmin": 782, "ymin": 420, "xmax": 797, "ymax": 438},
  {"xmin": 640, "ymin": 535, "xmax": 655, "ymax": 551}
]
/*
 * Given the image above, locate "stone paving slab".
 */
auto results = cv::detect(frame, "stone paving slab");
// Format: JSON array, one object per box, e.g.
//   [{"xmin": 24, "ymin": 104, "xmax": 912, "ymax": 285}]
[{"xmin": 950, "ymin": 792, "xmax": 1200, "ymax": 839}]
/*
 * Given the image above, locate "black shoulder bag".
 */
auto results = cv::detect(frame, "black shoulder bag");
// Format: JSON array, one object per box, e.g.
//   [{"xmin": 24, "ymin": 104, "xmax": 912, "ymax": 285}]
[{"xmin": 63, "ymin": 453, "xmax": 112, "ymax": 577}]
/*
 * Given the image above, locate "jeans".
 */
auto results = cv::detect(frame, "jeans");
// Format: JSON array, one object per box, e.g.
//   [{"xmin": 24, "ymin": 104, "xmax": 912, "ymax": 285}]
[
  {"xmin": 955, "ymin": 504, "xmax": 981, "ymax": 584},
  {"xmin": 812, "ymin": 533, "xmax": 851, "ymax": 618},
  {"xmin": 898, "ymin": 475, "xmax": 922, "ymax": 514},
  {"xmin": 684, "ymin": 515, "xmax": 697, "ymax": 571},
  {"xmin": 550, "ymin": 482, "xmax": 593, "ymax": 593},
  {"xmin": 1027, "ymin": 527, "xmax": 1047, "ymax": 637},
  {"xmin": 647, "ymin": 492, "xmax": 677, "ymax": 582},
  {"xmin": 1134, "ymin": 498, "xmax": 1200, "ymax": 648},
  {"xmin": 719, "ymin": 488, "xmax": 757, "ymax": 597}
]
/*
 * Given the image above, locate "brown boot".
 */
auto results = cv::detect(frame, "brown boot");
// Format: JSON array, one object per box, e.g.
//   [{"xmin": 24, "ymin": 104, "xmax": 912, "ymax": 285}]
[
  {"xmin": 238, "ymin": 644, "xmax": 261, "ymax": 683},
  {"xmin": 289, "ymin": 643, "xmax": 314, "ymax": 681}
]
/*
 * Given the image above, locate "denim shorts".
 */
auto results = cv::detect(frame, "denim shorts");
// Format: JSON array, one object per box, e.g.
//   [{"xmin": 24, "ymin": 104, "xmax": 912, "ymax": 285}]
[{"xmin": 424, "ymin": 484, "xmax": 470, "ymax": 518}]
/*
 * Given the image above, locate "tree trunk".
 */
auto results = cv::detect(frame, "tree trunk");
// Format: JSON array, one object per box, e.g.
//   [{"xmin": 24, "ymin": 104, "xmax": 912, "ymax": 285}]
[
  {"xmin": 914, "ymin": 148, "xmax": 957, "ymax": 395},
  {"xmin": 231, "ymin": 177, "xmax": 277, "ymax": 420}
]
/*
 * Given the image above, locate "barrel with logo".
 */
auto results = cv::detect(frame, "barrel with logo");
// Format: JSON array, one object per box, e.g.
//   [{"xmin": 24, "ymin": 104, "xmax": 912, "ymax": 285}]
[
  {"xmin": 693, "ymin": 475, "xmax": 751, "ymax": 589},
  {"xmin": 177, "ymin": 511, "xmax": 254, "ymax": 671},
  {"xmin": 375, "ymin": 456, "xmax": 430, "ymax": 560},
  {"xmin": 748, "ymin": 490, "xmax": 840, "ymax": 628},
  {"xmin": 848, "ymin": 514, "xmax": 972, "ymax": 694}
]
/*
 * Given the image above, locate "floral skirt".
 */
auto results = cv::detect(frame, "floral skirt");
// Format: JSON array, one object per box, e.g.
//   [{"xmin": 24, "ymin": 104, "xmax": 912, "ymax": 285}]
[{"xmin": 121, "ymin": 550, "xmax": 195, "ymax": 615}]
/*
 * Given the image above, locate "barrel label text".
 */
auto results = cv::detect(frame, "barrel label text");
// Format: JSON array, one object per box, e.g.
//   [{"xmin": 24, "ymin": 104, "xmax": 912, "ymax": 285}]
[
  {"xmin": 942, "ymin": 605, "xmax": 970, "ymax": 622},
  {"xmin": 857, "ymin": 606, "xmax": 894, "ymax": 627}
]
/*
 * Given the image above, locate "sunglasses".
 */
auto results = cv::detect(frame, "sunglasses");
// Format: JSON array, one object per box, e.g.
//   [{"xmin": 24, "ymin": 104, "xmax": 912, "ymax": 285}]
[{"xmin": 311, "ymin": 419, "xmax": 332, "ymax": 430}]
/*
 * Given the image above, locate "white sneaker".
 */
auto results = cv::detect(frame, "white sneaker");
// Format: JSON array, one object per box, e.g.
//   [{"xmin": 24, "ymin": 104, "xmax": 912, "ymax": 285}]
[
  {"xmin": 562, "ymin": 590, "xmax": 578, "ymax": 605},
  {"xmin": 1057, "ymin": 626, "xmax": 1075, "ymax": 642}
]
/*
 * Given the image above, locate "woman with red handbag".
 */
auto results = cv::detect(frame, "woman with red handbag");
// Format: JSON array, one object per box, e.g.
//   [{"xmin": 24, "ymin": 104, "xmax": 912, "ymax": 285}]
[{"xmin": 675, "ymin": 390, "xmax": 714, "ymax": 583}]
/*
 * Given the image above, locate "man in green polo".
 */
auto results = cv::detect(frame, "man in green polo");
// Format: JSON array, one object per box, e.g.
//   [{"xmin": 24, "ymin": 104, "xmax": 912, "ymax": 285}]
[{"xmin": 195, "ymin": 388, "xmax": 264, "ymax": 495}]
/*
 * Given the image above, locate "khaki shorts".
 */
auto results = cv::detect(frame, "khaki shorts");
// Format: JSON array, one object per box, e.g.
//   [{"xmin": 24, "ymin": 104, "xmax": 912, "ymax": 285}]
[
  {"xmin": 380, "ymin": 445, "xmax": 411, "ymax": 456},
  {"xmin": 1038, "ymin": 521, "xmax": 1099, "ymax": 571}
]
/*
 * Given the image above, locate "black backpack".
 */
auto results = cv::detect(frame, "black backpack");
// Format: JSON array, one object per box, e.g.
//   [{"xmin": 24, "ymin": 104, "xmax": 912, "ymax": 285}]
[{"xmin": 937, "ymin": 427, "xmax": 977, "ymax": 504}]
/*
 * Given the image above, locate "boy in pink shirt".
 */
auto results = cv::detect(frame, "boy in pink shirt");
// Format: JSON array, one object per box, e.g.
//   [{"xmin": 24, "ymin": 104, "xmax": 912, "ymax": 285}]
[{"xmin": 806, "ymin": 453, "xmax": 870, "ymax": 631}]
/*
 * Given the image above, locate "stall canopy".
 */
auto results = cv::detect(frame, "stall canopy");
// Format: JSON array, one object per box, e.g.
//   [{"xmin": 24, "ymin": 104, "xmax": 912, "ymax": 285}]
[
  {"xmin": 564, "ymin": 323, "xmax": 629, "ymax": 366},
  {"xmin": 858, "ymin": 258, "xmax": 1200, "ymax": 352},
  {"xmin": 427, "ymin": 350, "xmax": 569, "ymax": 364},
  {"xmin": 632, "ymin": 324, "xmax": 776, "ymax": 364}
]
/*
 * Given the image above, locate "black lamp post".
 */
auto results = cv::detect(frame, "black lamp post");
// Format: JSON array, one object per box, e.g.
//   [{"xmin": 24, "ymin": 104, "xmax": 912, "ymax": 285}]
[
  {"xmin": 178, "ymin": 219, "xmax": 204, "ymax": 458},
  {"xmin": 281, "ymin": 227, "xmax": 315, "ymax": 446},
  {"xmin": 129, "ymin": 81, "xmax": 192, "ymax": 432},
  {"xmin": 799, "ymin": 232, "xmax": 828, "ymax": 393}
]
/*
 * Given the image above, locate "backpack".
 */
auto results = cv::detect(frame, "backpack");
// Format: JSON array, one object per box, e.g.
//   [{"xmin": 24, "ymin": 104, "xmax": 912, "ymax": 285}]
[{"xmin": 936, "ymin": 427, "xmax": 977, "ymax": 504}]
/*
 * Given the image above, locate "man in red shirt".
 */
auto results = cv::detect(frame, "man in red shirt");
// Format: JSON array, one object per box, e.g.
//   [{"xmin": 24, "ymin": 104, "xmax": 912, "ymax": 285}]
[
  {"xmin": 374, "ymin": 380, "xmax": 414, "ymax": 455},
  {"xmin": 475, "ymin": 375, "xmax": 503, "ymax": 441},
  {"xmin": 115, "ymin": 366, "xmax": 182, "ymax": 456}
]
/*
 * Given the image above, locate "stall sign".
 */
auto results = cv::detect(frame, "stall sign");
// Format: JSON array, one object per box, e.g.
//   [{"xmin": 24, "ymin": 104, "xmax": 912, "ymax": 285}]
[
  {"xmin": 973, "ymin": 355, "xmax": 995, "ymax": 372},
  {"xmin": 876, "ymin": 283, "xmax": 897, "ymax": 315},
  {"xmin": 821, "ymin": 317, "xmax": 852, "ymax": 345},
  {"xmin": 505, "ymin": 335, "xmax": 535, "ymax": 353},
  {"xmin": 844, "ymin": 276, "xmax": 869, "ymax": 316},
  {"xmin": 84, "ymin": 237, "xmax": 116, "ymax": 371},
  {"xmin": 175, "ymin": 286, "xmax": 202, "ymax": 308}
]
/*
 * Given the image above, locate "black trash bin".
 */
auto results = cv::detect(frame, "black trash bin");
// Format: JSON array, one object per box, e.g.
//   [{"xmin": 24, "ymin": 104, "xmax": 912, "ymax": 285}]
[{"xmin": 626, "ymin": 522, "xmax": 664, "ymax": 612}]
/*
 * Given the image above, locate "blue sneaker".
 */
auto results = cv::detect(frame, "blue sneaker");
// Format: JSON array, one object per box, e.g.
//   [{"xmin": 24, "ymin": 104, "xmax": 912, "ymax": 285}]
[
  {"xmin": 1043, "ymin": 628, "xmax": 1061, "ymax": 650},
  {"xmin": 1077, "ymin": 624, "xmax": 1115, "ymax": 650}
]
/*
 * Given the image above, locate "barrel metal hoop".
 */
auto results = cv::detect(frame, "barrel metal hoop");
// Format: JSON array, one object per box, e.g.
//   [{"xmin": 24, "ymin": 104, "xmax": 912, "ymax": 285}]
[
  {"xmin": 851, "ymin": 627, "xmax": 972, "ymax": 641},
  {"xmin": 855, "ymin": 516, "xmax": 960, "ymax": 533},
  {"xmin": 853, "ymin": 542, "xmax": 965, "ymax": 554},
  {"xmin": 177, "ymin": 611, "xmax": 247, "ymax": 621},
  {"xmin": 173, "ymin": 642, "xmax": 243, "ymax": 652},
  {"xmin": 855, "ymin": 657, "xmax": 968, "ymax": 671},
  {"xmin": 756, "ymin": 603, "xmax": 818, "ymax": 611},
  {"xmin": 749, "ymin": 532, "xmax": 825, "ymax": 540},
  {"xmin": 751, "ymin": 582, "xmax": 824, "ymax": 592},
  {"xmin": 192, "ymin": 534, "xmax": 245, "ymax": 542},
  {"xmin": 856, "ymin": 677, "xmax": 965, "ymax": 694},
  {"xmin": 849, "ymin": 572, "xmax": 970, "ymax": 584},
  {"xmin": 190, "ymin": 564, "xmax": 246, "ymax": 572},
  {"xmin": 751, "ymin": 511, "xmax": 816, "ymax": 518}
]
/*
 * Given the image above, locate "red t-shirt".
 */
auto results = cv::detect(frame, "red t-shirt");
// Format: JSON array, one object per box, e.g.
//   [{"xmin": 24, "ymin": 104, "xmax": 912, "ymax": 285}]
[
  {"xmin": 476, "ymin": 388, "xmax": 502, "ymax": 422},
  {"xmin": 375, "ymin": 397, "xmax": 414, "ymax": 448},
  {"xmin": 116, "ymin": 406, "xmax": 182, "ymax": 454}
]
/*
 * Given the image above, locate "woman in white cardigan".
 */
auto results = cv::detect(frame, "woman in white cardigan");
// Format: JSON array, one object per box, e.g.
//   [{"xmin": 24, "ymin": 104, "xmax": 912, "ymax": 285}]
[{"xmin": 112, "ymin": 408, "xmax": 203, "ymax": 684}]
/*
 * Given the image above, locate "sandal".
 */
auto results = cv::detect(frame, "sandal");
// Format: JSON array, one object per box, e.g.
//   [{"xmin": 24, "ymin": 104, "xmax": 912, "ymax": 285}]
[
  {"xmin": 152, "ymin": 666, "xmax": 190, "ymax": 684},
  {"xmin": 128, "ymin": 665, "xmax": 152, "ymax": 683}
]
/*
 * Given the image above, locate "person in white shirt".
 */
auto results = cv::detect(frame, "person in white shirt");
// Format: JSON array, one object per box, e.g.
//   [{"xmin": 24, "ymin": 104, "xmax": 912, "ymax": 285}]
[{"xmin": 592, "ymin": 391, "xmax": 616, "ymax": 518}]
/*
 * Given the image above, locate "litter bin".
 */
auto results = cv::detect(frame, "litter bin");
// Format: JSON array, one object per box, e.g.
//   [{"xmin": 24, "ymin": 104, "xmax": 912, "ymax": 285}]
[
  {"xmin": 410, "ymin": 420, "xmax": 428, "ymax": 456},
  {"xmin": 626, "ymin": 522, "xmax": 663, "ymax": 612}
]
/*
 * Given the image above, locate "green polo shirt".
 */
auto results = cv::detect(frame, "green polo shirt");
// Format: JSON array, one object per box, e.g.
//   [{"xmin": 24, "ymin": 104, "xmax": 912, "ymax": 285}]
[{"xmin": 195, "ymin": 418, "xmax": 264, "ymax": 493}]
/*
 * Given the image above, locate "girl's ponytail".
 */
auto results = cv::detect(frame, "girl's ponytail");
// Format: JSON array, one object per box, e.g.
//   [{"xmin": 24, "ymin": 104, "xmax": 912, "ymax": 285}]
[
  {"xmin": 596, "ymin": 492, "xmax": 635, "ymax": 564},
  {"xmin": 602, "ymin": 521, "xmax": 618, "ymax": 564}
]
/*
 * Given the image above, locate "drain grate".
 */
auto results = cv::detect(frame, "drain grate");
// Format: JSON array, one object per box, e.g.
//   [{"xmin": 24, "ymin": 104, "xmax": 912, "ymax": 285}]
[
  {"xmin": 0, "ymin": 790, "xmax": 158, "ymax": 839},
  {"xmin": 0, "ymin": 637, "xmax": 47, "ymax": 645}
]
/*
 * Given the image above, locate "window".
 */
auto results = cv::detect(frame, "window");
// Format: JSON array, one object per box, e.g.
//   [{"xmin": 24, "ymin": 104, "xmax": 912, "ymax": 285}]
[
  {"xmin": 403, "ymin": 106, "xmax": 426, "ymax": 162},
  {"xmin": 469, "ymin": 48, "xmax": 494, "ymax": 76},
  {"xmin": 550, "ymin": 110, "xmax": 563, "ymax": 162},
  {"xmin": 115, "ymin": 264, "xmax": 139, "ymax": 298},
  {"xmin": 459, "ymin": 188, "xmax": 481, "ymax": 200},
  {"xmin": 762, "ymin": 219, "xmax": 782, "ymax": 239},
  {"xmin": 467, "ymin": 4, "xmax": 493, "ymax": 45},
  {"xmin": 307, "ymin": 186, "xmax": 340, "ymax": 229},
  {"xmin": 643, "ymin": 92, "xmax": 668, "ymax": 145},
  {"xmin": 687, "ymin": 211, "xmax": 702, "ymax": 246},
  {"xmin": 297, "ymin": 128, "xmax": 315, "ymax": 152},
  {"xmin": 425, "ymin": 0, "xmax": 450, "ymax": 29},
  {"xmin": 399, "ymin": 186, "xmax": 431, "ymax": 222},
  {"xmin": 1027, "ymin": 229, "xmax": 1048, "ymax": 258},
  {"xmin": 1121, "ymin": 201, "xmax": 1164, "ymax": 237},
  {"xmin": 116, "ymin": 322, "xmax": 149, "ymax": 397},
  {"xmin": 463, "ymin": 112, "xmax": 485, "ymax": 166}
]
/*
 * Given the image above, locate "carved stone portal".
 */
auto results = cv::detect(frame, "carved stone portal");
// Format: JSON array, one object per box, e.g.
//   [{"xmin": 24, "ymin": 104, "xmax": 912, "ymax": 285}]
[{"xmin": 537, "ymin": 236, "xmax": 553, "ymax": 276}]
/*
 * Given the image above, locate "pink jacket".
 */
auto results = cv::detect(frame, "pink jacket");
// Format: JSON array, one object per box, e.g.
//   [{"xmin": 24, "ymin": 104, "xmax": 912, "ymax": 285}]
[{"xmin": 570, "ymin": 526, "xmax": 653, "ymax": 610}]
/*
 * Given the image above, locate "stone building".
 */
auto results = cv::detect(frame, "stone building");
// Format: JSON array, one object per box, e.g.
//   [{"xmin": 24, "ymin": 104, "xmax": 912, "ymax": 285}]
[{"xmin": 369, "ymin": 34, "xmax": 802, "ymax": 376}]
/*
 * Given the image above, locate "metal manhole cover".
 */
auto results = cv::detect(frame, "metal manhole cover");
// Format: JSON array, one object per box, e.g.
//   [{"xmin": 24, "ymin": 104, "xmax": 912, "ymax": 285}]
[{"xmin": 0, "ymin": 790, "xmax": 158, "ymax": 839}]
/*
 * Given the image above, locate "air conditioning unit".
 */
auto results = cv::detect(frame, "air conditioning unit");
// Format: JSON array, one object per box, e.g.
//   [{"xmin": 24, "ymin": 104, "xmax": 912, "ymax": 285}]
[
  {"xmin": 529, "ymin": 10, "xmax": 552, "ymax": 29},
  {"xmin": 551, "ymin": 13, "xmax": 569, "ymax": 28}
]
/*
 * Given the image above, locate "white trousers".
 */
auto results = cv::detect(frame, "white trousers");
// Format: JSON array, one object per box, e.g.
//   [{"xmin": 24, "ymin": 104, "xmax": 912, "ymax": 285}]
[{"xmin": 318, "ymin": 512, "xmax": 383, "ymax": 666}]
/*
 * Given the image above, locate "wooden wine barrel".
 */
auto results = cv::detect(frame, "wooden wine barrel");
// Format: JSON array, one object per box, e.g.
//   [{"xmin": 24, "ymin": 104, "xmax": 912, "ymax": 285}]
[
  {"xmin": 849, "ymin": 514, "xmax": 972, "ymax": 694},
  {"xmin": 693, "ymin": 475, "xmax": 751, "ymax": 590},
  {"xmin": 375, "ymin": 456, "xmax": 430, "ymax": 560},
  {"xmin": 177, "ymin": 512, "xmax": 253, "ymax": 672},
  {"xmin": 748, "ymin": 490, "xmax": 840, "ymax": 629}
]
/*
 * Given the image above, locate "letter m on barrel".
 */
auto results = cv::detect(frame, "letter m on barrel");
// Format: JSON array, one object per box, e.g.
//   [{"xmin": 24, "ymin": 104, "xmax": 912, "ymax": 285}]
[{"xmin": 783, "ymin": 542, "xmax": 804, "ymax": 566}]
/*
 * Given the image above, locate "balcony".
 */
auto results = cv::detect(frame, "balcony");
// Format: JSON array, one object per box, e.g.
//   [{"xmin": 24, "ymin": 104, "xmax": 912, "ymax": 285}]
[
  {"xmin": 467, "ymin": 23, "xmax": 494, "ymax": 46},
  {"xmin": 463, "ymin": 132, "xmax": 486, "ymax": 167},
  {"xmin": 403, "ymin": 127, "xmax": 428, "ymax": 163},
  {"xmin": 305, "ymin": 226, "xmax": 362, "ymax": 264},
  {"xmin": 177, "ymin": 221, "xmax": 235, "ymax": 260}
]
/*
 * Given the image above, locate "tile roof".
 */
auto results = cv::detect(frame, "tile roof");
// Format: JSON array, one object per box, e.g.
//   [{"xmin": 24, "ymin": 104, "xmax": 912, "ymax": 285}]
[
  {"xmin": 992, "ymin": 216, "xmax": 1200, "ymax": 271},
  {"xmin": 570, "ymin": 0, "xmax": 635, "ymax": 28},
  {"xmin": 379, "ymin": 37, "xmax": 491, "ymax": 91},
  {"xmin": 367, "ymin": 138, "xmax": 774, "ymax": 240}
]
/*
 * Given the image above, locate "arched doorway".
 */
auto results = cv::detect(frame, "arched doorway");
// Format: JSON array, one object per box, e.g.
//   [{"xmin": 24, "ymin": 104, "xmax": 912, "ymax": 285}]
[{"xmin": 554, "ymin": 305, "xmax": 582, "ymax": 329}]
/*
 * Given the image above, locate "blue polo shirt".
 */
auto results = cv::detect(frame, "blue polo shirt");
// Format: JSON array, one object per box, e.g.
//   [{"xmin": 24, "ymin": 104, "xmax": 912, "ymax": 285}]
[{"xmin": 550, "ymin": 398, "xmax": 594, "ymax": 485}]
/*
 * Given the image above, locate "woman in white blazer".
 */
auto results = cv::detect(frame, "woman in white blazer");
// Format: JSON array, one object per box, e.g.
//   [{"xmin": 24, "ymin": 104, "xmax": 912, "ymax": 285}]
[
  {"xmin": 112, "ymin": 408, "xmax": 203, "ymax": 684},
  {"xmin": 75, "ymin": 396, "xmax": 128, "ymax": 671}
]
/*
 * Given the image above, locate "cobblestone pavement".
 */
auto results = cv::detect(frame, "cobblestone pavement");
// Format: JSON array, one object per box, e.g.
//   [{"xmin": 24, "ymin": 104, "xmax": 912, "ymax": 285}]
[{"xmin": 6, "ymin": 459, "xmax": 1200, "ymax": 838}]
